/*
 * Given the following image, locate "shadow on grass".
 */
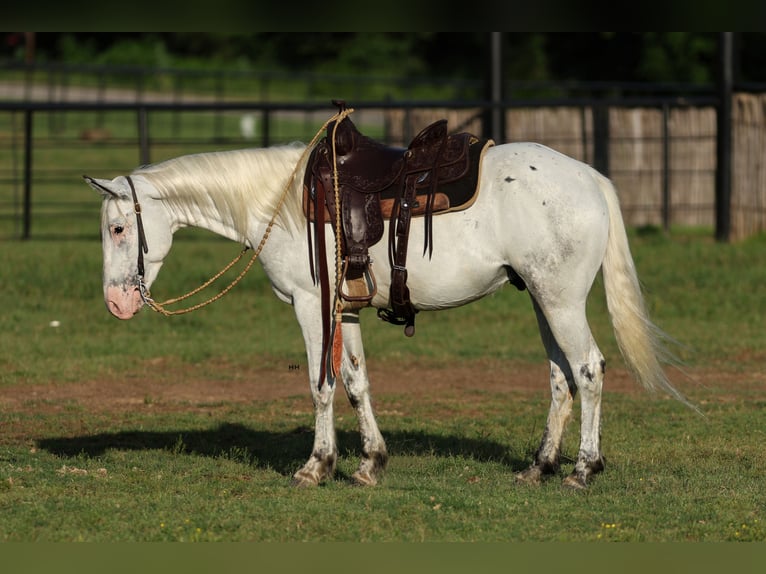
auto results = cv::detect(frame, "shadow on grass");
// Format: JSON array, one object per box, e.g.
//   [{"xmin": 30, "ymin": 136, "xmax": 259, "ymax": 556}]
[{"xmin": 37, "ymin": 423, "xmax": 528, "ymax": 479}]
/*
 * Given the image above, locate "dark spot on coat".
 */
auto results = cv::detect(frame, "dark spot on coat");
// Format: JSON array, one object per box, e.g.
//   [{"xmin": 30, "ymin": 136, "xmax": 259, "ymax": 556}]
[
  {"xmin": 580, "ymin": 364, "xmax": 594, "ymax": 382},
  {"xmin": 505, "ymin": 176, "xmax": 515, "ymax": 183},
  {"xmin": 530, "ymin": 165, "xmax": 537, "ymax": 171}
]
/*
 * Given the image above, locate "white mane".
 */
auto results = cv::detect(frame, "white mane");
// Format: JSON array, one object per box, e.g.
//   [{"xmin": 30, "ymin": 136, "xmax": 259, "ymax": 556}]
[{"xmin": 133, "ymin": 142, "xmax": 308, "ymax": 240}]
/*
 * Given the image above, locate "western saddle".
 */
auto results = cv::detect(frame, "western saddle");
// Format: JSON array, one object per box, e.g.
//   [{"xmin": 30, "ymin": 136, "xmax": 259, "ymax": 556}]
[{"xmin": 303, "ymin": 101, "xmax": 493, "ymax": 383}]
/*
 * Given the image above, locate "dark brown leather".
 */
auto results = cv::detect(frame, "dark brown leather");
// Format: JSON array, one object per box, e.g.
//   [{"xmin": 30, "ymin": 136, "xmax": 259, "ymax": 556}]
[
  {"xmin": 304, "ymin": 117, "xmax": 485, "ymax": 261},
  {"xmin": 303, "ymin": 104, "xmax": 492, "ymax": 384}
]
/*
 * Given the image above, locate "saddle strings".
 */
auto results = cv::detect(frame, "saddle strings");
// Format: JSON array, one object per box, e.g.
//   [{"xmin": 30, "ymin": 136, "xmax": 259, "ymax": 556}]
[{"xmin": 143, "ymin": 106, "xmax": 355, "ymax": 316}]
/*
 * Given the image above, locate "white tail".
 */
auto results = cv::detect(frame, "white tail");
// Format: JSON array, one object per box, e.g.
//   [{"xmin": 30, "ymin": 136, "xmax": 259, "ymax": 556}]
[{"xmin": 597, "ymin": 175, "xmax": 697, "ymax": 411}]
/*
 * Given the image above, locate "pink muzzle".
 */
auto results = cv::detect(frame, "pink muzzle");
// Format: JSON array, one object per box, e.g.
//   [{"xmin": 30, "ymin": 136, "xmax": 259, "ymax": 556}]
[{"xmin": 105, "ymin": 285, "xmax": 143, "ymax": 319}]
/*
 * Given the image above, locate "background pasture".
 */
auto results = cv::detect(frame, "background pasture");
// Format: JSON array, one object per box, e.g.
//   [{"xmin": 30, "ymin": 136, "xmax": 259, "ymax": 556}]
[
  {"xmin": 1, "ymin": 107, "xmax": 765, "ymax": 542},
  {"xmin": 1, "ymin": 211, "xmax": 765, "ymax": 540}
]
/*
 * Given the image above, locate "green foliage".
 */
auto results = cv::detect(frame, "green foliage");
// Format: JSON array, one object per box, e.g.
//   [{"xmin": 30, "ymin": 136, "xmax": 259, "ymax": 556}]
[
  {"xmin": 638, "ymin": 32, "xmax": 717, "ymax": 83},
  {"xmin": 57, "ymin": 33, "xmax": 173, "ymax": 69},
  {"xmin": 12, "ymin": 32, "xmax": 765, "ymax": 85}
]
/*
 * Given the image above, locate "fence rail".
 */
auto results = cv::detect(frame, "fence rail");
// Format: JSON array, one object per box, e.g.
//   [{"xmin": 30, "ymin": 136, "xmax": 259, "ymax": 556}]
[{"xmin": 0, "ymin": 93, "xmax": 761, "ymax": 241}]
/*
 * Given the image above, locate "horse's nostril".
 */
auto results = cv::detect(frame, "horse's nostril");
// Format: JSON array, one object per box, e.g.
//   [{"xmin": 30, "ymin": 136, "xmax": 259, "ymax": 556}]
[{"xmin": 105, "ymin": 289, "xmax": 143, "ymax": 319}]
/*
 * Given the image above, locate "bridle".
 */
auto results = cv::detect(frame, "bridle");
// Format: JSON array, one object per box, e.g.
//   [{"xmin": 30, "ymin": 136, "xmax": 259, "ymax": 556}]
[
  {"xmin": 124, "ymin": 175, "xmax": 257, "ymax": 316},
  {"xmin": 125, "ymin": 176, "xmax": 151, "ymax": 303},
  {"xmin": 97, "ymin": 107, "xmax": 350, "ymax": 317}
]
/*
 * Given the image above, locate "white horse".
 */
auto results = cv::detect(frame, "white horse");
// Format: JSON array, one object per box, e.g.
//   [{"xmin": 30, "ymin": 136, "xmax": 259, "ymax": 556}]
[{"xmin": 85, "ymin": 138, "xmax": 689, "ymax": 490}]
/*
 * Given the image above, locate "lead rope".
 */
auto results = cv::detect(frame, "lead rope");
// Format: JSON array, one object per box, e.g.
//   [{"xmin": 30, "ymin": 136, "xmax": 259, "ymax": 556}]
[
  {"xmin": 141, "ymin": 107, "xmax": 354, "ymax": 316},
  {"xmin": 141, "ymin": 245, "xmax": 257, "ymax": 316}
]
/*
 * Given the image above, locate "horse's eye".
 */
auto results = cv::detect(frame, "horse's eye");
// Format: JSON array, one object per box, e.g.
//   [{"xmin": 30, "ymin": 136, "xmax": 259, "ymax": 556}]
[{"xmin": 113, "ymin": 225, "xmax": 124, "ymax": 235}]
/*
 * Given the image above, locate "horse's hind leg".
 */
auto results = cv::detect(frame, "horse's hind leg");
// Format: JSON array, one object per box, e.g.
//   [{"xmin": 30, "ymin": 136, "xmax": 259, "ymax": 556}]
[
  {"xmin": 518, "ymin": 297, "xmax": 606, "ymax": 489},
  {"xmin": 339, "ymin": 312, "xmax": 388, "ymax": 486},
  {"xmin": 516, "ymin": 297, "xmax": 577, "ymax": 485}
]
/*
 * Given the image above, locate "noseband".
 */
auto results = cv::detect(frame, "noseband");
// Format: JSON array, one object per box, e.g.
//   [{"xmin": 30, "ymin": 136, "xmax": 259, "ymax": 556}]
[{"xmin": 125, "ymin": 176, "xmax": 152, "ymax": 303}]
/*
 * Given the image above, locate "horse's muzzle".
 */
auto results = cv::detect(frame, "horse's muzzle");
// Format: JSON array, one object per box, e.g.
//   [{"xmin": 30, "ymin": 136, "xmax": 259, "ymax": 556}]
[{"xmin": 105, "ymin": 286, "xmax": 143, "ymax": 319}]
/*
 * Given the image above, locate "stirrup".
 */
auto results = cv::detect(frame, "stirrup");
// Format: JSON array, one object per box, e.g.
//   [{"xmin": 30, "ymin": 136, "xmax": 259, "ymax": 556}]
[{"xmin": 339, "ymin": 260, "xmax": 377, "ymax": 303}]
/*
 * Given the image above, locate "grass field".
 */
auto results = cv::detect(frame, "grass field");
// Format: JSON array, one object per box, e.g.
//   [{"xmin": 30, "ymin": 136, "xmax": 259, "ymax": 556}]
[
  {"xmin": 1, "ymin": 104, "xmax": 766, "ymax": 541},
  {"xmin": 1, "ymin": 221, "xmax": 765, "ymax": 541}
]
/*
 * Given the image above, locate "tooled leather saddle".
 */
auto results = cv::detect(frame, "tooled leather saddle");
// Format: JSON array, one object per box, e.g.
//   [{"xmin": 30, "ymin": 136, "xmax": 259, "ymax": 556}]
[{"xmin": 303, "ymin": 101, "xmax": 492, "ymax": 383}]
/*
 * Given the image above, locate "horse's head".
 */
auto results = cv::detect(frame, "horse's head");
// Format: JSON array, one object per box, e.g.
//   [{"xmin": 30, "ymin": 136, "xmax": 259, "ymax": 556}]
[{"xmin": 85, "ymin": 175, "xmax": 174, "ymax": 319}]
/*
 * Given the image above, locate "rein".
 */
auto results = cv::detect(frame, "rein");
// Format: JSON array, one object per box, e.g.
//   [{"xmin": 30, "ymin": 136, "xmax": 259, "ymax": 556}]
[{"xmin": 129, "ymin": 107, "xmax": 353, "ymax": 317}]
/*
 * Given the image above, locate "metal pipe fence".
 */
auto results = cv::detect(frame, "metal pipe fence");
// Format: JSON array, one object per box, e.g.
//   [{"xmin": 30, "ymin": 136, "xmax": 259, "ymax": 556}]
[{"xmin": 0, "ymin": 96, "xmax": 725, "ymax": 240}]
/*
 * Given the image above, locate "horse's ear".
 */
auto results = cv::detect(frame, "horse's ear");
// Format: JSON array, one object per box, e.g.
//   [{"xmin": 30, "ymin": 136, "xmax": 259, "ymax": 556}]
[{"xmin": 83, "ymin": 175, "xmax": 128, "ymax": 199}]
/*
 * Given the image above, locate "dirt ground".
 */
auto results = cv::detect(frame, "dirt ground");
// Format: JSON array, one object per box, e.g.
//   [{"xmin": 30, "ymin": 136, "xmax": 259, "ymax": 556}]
[{"xmin": 1, "ymin": 359, "xmax": 758, "ymax": 414}]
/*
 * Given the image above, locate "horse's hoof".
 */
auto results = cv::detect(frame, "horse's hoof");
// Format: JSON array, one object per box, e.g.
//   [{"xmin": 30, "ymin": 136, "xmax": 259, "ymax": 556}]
[
  {"xmin": 291, "ymin": 471, "xmax": 321, "ymax": 488},
  {"xmin": 290, "ymin": 475, "xmax": 319, "ymax": 488},
  {"xmin": 351, "ymin": 470, "xmax": 378, "ymax": 486},
  {"xmin": 562, "ymin": 474, "xmax": 588, "ymax": 491},
  {"xmin": 350, "ymin": 452, "xmax": 387, "ymax": 486},
  {"xmin": 515, "ymin": 466, "xmax": 543, "ymax": 486}
]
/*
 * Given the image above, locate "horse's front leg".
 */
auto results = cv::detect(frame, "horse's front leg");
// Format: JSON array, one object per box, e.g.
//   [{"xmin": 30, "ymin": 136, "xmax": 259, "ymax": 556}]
[
  {"xmin": 339, "ymin": 312, "xmax": 388, "ymax": 486},
  {"xmin": 292, "ymin": 375, "xmax": 338, "ymax": 487},
  {"xmin": 291, "ymin": 295, "xmax": 338, "ymax": 487}
]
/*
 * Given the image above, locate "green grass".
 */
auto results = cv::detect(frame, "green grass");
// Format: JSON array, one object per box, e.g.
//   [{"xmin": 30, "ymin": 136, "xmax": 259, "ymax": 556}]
[
  {"xmin": 1, "ymin": 391, "xmax": 764, "ymax": 541},
  {"xmin": 2, "ymin": 102, "xmax": 766, "ymax": 540},
  {"xmin": 1, "ymin": 230, "xmax": 766, "ymax": 541},
  {"xmin": 3, "ymin": 228, "xmax": 766, "ymax": 387}
]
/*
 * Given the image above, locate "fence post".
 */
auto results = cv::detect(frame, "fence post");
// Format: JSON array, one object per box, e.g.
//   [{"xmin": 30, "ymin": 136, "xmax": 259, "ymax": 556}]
[
  {"xmin": 22, "ymin": 109, "xmax": 33, "ymax": 240},
  {"xmin": 662, "ymin": 103, "xmax": 671, "ymax": 232},
  {"xmin": 487, "ymin": 32, "xmax": 505, "ymax": 143},
  {"xmin": 593, "ymin": 103, "xmax": 610, "ymax": 177},
  {"xmin": 261, "ymin": 109, "xmax": 270, "ymax": 148},
  {"xmin": 716, "ymin": 32, "xmax": 733, "ymax": 242},
  {"xmin": 137, "ymin": 107, "xmax": 150, "ymax": 165}
]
